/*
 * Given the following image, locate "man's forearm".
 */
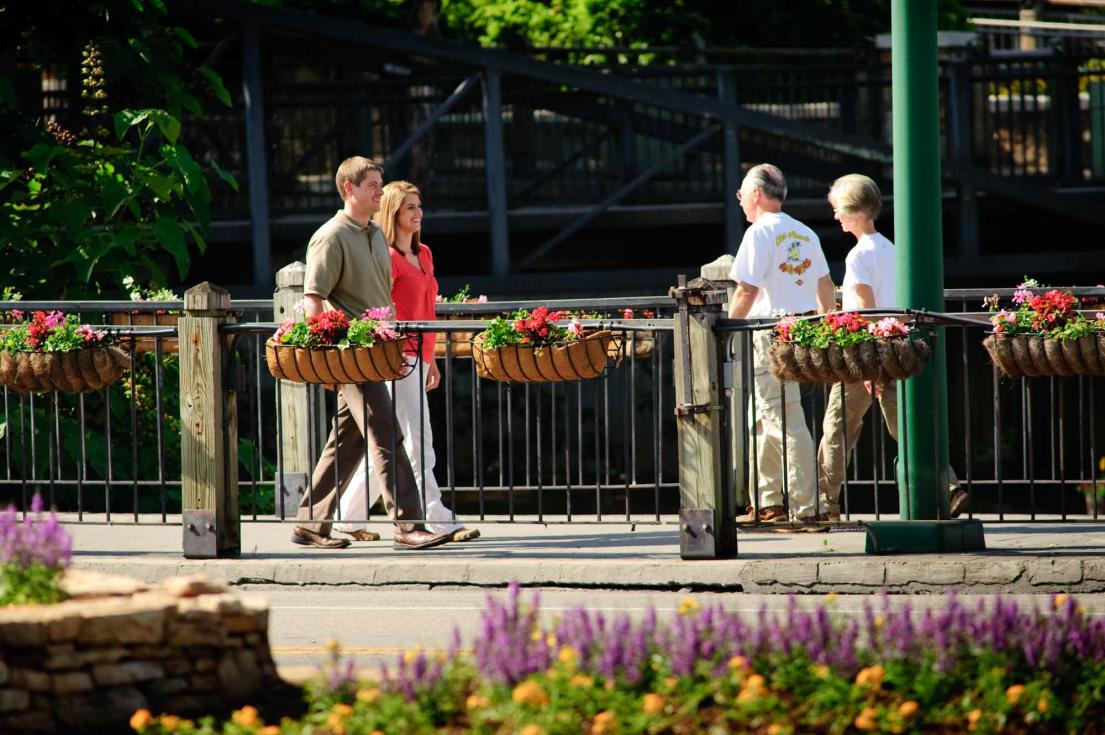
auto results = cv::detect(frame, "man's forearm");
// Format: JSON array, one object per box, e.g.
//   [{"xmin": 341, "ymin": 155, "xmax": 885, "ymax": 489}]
[
  {"xmin": 303, "ymin": 294, "xmax": 324, "ymax": 318},
  {"xmin": 816, "ymin": 276, "xmax": 836, "ymax": 314},
  {"xmin": 728, "ymin": 283, "xmax": 759, "ymax": 319}
]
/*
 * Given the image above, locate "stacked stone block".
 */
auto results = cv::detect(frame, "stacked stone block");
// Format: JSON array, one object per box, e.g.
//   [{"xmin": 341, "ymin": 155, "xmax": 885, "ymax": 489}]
[{"xmin": 0, "ymin": 573, "xmax": 280, "ymax": 733}]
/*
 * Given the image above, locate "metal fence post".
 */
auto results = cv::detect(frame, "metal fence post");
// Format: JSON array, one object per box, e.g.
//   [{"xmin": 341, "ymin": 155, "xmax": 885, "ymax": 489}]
[
  {"xmin": 179, "ymin": 282, "xmax": 240, "ymax": 558},
  {"xmin": 273, "ymin": 262, "xmax": 322, "ymax": 517},
  {"xmin": 671, "ymin": 275, "xmax": 737, "ymax": 559},
  {"xmin": 717, "ymin": 68, "xmax": 742, "ymax": 253}
]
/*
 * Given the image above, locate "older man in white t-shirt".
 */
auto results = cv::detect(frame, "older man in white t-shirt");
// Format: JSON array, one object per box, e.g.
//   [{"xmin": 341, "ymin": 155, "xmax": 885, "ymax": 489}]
[{"xmin": 728, "ymin": 164, "xmax": 835, "ymax": 524}]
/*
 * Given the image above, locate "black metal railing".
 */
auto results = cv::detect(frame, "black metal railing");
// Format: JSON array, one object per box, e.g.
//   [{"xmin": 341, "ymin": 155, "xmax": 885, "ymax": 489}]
[
  {"xmin": 717, "ymin": 287, "xmax": 1105, "ymax": 526},
  {"xmin": 3, "ymin": 289, "xmax": 1103, "ymax": 529}
]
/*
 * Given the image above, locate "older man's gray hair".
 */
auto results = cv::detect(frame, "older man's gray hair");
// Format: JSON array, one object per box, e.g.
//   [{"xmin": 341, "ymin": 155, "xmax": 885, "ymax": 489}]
[{"xmin": 743, "ymin": 163, "xmax": 787, "ymax": 201}]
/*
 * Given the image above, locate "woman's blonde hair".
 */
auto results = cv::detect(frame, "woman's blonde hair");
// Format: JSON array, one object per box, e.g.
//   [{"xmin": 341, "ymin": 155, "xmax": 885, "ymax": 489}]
[
  {"xmin": 374, "ymin": 180, "xmax": 422, "ymax": 254},
  {"xmin": 828, "ymin": 174, "xmax": 882, "ymax": 221}
]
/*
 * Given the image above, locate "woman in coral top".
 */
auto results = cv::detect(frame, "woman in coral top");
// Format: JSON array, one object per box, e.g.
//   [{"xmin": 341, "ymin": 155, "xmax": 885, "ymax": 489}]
[{"xmin": 335, "ymin": 181, "xmax": 477, "ymax": 542}]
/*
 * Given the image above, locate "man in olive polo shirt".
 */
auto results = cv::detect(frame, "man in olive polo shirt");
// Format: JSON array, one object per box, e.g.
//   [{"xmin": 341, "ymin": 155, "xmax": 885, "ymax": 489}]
[{"xmin": 292, "ymin": 156, "xmax": 451, "ymax": 551}]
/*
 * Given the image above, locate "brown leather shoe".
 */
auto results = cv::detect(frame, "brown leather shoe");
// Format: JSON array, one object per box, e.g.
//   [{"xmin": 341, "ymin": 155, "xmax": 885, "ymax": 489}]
[
  {"xmin": 337, "ymin": 529, "xmax": 381, "ymax": 542},
  {"xmin": 291, "ymin": 526, "xmax": 351, "ymax": 549},
  {"xmin": 950, "ymin": 488, "xmax": 969, "ymax": 518},
  {"xmin": 736, "ymin": 505, "xmax": 786, "ymax": 523},
  {"xmin": 392, "ymin": 529, "xmax": 452, "ymax": 550}
]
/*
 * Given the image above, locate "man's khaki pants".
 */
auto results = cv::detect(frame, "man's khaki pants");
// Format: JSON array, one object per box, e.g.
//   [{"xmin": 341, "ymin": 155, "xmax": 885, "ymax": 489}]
[
  {"xmin": 749, "ymin": 330, "xmax": 817, "ymax": 519},
  {"xmin": 817, "ymin": 379, "xmax": 959, "ymax": 514},
  {"xmin": 295, "ymin": 382, "xmax": 422, "ymax": 536}
]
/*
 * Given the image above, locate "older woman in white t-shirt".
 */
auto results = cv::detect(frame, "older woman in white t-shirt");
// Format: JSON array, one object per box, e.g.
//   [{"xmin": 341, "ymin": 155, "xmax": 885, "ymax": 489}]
[{"xmin": 815, "ymin": 174, "xmax": 966, "ymax": 520}]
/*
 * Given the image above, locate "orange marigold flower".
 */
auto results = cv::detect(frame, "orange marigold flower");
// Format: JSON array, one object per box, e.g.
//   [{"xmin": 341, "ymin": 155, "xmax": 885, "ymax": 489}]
[
  {"xmin": 855, "ymin": 665, "xmax": 885, "ymax": 688},
  {"xmin": 231, "ymin": 706, "xmax": 260, "ymax": 727},
  {"xmin": 642, "ymin": 693, "xmax": 665, "ymax": 715},
  {"xmin": 767, "ymin": 724, "xmax": 787, "ymax": 735},
  {"xmin": 356, "ymin": 688, "xmax": 380, "ymax": 703},
  {"xmin": 159, "ymin": 715, "xmax": 181, "ymax": 732},
  {"xmin": 326, "ymin": 712, "xmax": 346, "ymax": 734},
  {"xmin": 520, "ymin": 726, "xmax": 546, "ymax": 735},
  {"xmin": 728, "ymin": 656, "xmax": 750, "ymax": 673},
  {"xmin": 1006, "ymin": 684, "xmax": 1025, "ymax": 705},
  {"xmin": 967, "ymin": 708, "xmax": 983, "ymax": 731},
  {"xmin": 512, "ymin": 680, "xmax": 549, "ymax": 707},
  {"xmin": 811, "ymin": 664, "xmax": 831, "ymax": 679},
  {"xmin": 466, "ymin": 694, "xmax": 490, "ymax": 710},
  {"xmin": 854, "ymin": 707, "xmax": 879, "ymax": 731},
  {"xmin": 592, "ymin": 710, "xmax": 618, "ymax": 734},
  {"xmin": 898, "ymin": 701, "xmax": 920, "ymax": 719},
  {"xmin": 1037, "ymin": 695, "xmax": 1050, "ymax": 714},
  {"xmin": 744, "ymin": 674, "xmax": 766, "ymax": 691},
  {"xmin": 558, "ymin": 645, "xmax": 578, "ymax": 666},
  {"xmin": 331, "ymin": 703, "xmax": 353, "ymax": 717},
  {"xmin": 260, "ymin": 727, "xmax": 281, "ymax": 735},
  {"xmin": 129, "ymin": 709, "xmax": 153, "ymax": 732},
  {"xmin": 570, "ymin": 674, "xmax": 595, "ymax": 688}
]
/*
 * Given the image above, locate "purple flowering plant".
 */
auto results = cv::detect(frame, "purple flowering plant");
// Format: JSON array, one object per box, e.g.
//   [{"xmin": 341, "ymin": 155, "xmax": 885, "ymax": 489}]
[
  {"xmin": 133, "ymin": 583, "xmax": 1105, "ymax": 735},
  {"xmin": 0, "ymin": 494, "xmax": 72, "ymax": 605}
]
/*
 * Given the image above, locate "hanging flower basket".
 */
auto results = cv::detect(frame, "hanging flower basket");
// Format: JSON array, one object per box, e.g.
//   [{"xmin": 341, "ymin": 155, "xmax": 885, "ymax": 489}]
[
  {"xmin": 0, "ymin": 311, "xmax": 128, "ymax": 394},
  {"xmin": 982, "ymin": 333, "xmax": 1105, "ymax": 379},
  {"xmin": 265, "ymin": 340, "xmax": 408, "ymax": 384},
  {"xmin": 433, "ymin": 316, "xmax": 476, "ymax": 360},
  {"xmin": 111, "ymin": 312, "xmax": 179, "ymax": 354},
  {"xmin": 982, "ymin": 281, "xmax": 1105, "ymax": 379},
  {"xmin": 471, "ymin": 330, "xmax": 616, "ymax": 383},
  {"xmin": 265, "ymin": 307, "xmax": 409, "ymax": 384},
  {"xmin": 768, "ymin": 314, "xmax": 930, "ymax": 385},
  {"xmin": 0, "ymin": 347, "xmax": 130, "ymax": 394},
  {"xmin": 770, "ymin": 337, "xmax": 930, "ymax": 385}
]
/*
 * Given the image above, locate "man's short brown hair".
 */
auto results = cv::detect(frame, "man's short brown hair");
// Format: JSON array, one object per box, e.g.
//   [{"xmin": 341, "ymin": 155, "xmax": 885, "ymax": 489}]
[{"xmin": 335, "ymin": 156, "xmax": 383, "ymax": 201}]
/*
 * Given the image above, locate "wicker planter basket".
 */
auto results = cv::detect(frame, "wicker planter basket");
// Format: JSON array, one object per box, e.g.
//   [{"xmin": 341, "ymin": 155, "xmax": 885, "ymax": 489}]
[
  {"xmin": 433, "ymin": 316, "xmax": 476, "ymax": 360},
  {"xmin": 0, "ymin": 347, "xmax": 130, "ymax": 394},
  {"xmin": 472, "ymin": 331, "xmax": 616, "ymax": 383},
  {"xmin": 769, "ymin": 337, "xmax": 931, "ymax": 385},
  {"xmin": 982, "ymin": 333, "xmax": 1105, "ymax": 379},
  {"xmin": 111, "ymin": 313, "xmax": 179, "ymax": 354},
  {"xmin": 609, "ymin": 331, "xmax": 655, "ymax": 360},
  {"xmin": 265, "ymin": 339, "xmax": 409, "ymax": 384}
]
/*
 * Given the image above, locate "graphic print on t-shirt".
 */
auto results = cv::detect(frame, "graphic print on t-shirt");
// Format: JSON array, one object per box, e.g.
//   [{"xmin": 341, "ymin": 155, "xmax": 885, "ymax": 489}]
[{"xmin": 776, "ymin": 230, "xmax": 813, "ymax": 286}]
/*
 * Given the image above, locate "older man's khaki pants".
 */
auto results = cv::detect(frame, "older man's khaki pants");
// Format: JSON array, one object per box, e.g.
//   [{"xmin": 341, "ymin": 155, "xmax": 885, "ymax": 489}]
[{"xmin": 749, "ymin": 330, "xmax": 817, "ymax": 519}]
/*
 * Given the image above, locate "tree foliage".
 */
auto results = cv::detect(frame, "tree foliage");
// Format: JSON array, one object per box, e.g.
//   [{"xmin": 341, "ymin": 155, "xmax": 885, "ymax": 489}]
[{"xmin": 0, "ymin": 0, "xmax": 235, "ymax": 298}]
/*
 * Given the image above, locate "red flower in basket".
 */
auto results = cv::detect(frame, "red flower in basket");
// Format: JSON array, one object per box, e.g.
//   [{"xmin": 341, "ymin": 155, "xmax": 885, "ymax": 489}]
[{"xmin": 307, "ymin": 310, "xmax": 350, "ymax": 346}]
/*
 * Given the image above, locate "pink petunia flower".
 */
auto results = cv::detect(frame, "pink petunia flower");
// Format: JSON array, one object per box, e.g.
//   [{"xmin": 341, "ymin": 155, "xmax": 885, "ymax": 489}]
[
  {"xmin": 567, "ymin": 318, "xmax": 583, "ymax": 337},
  {"xmin": 477, "ymin": 295, "xmax": 488, "ymax": 303},
  {"xmin": 364, "ymin": 306, "xmax": 393, "ymax": 321}
]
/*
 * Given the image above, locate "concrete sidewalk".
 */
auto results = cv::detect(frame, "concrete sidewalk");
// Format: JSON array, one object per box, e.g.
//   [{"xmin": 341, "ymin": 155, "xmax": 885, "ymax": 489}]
[{"xmin": 65, "ymin": 516, "xmax": 1105, "ymax": 593}]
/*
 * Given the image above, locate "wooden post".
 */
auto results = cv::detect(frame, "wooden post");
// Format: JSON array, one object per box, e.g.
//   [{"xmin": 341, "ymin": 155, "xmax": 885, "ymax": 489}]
[
  {"xmin": 179, "ymin": 282, "xmax": 239, "ymax": 558},
  {"xmin": 699, "ymin": 256, "xmax": 747, "ymax": 511},
  {"xmin": 672, "ymin": 275, "xmax": 737, "ymax": 559},
  {"xmin": 272, "ymin": 262, "xmax": 322, "ymax": 517}
]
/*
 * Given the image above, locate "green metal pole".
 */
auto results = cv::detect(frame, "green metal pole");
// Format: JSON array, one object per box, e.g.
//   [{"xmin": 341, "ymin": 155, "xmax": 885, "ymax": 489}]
[{"xmin": 892, "ymin": 0, "xmax": 949, "ymax": 520}]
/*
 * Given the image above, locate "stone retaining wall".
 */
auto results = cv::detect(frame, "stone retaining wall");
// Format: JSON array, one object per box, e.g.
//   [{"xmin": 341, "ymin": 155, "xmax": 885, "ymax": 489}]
[{"xmin": 0, "ymin": 572, "xmax": 281, "ymax": 733}]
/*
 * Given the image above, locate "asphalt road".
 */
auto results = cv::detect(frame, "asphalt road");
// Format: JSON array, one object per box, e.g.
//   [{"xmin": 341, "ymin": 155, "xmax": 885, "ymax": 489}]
[{"xmin": 254, "ymin": 585, "xmax": 1105, "ymax": 678}]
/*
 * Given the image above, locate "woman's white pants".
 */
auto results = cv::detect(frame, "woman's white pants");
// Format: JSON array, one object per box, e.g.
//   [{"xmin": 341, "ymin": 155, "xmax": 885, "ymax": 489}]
[{"xmin": 335, "ymin": 357, "xmax": 463, "ymax": 534}]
